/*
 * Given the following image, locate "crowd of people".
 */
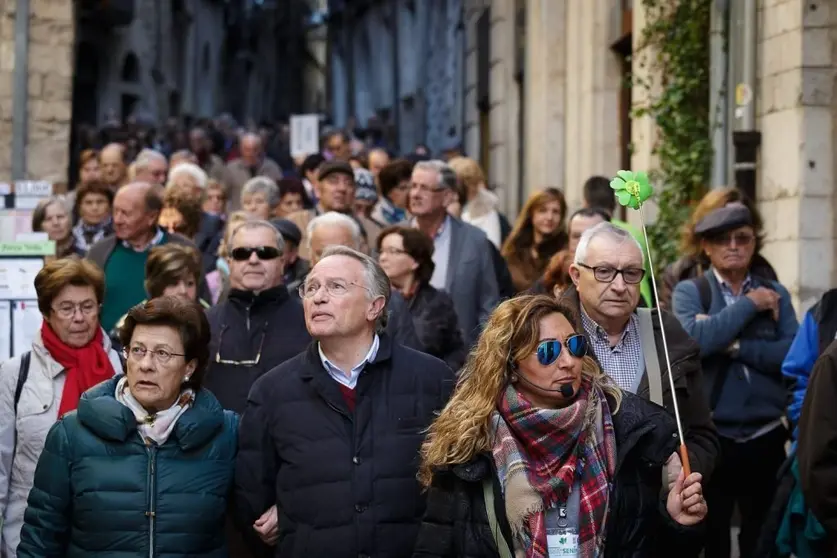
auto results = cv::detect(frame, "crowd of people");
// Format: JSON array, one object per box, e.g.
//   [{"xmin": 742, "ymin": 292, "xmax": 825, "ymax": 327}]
[{"xmin": 0, "ymin": 116, "xmax": 835, "ymax": 558}]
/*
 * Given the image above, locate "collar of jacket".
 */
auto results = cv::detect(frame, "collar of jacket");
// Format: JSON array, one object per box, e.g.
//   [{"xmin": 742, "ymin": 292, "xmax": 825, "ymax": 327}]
[
  {"xmin": 228, "ymin": 284, "xmax": 289, "ymax": 308},
  {"xmin": 444, "ymin": 391, "xmax": 677, "ymax": 483},
  {"xmin": 76, "ymin": 377, "xmax": 225, "ymax": 450},
  {"xmin": 298, "ymin": 332, "xmax": 394, "ymax": 381},
  {"xmin": 559, "ymin": 285, "xmax": 698, "ymax": 367}
]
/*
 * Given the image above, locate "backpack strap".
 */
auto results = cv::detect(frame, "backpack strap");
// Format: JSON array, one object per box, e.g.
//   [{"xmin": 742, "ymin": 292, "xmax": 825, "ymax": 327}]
[
  {"xmin": 637, "ymin": 308, "xmax": 664, "ymax": 407},
  {"xmin": 14, "ymin": 351, "xmax": 31, "ymax": 413},
  {"xmin": 694, "ymin": 274, "xmax": 712, "ymax": 313},
  {"xmin": 483, "ymin": 477, "xmax": 514, "ymax": 558}
]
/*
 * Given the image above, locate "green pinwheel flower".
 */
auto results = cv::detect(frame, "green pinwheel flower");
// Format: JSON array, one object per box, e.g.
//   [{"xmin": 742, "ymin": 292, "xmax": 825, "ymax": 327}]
[{"xmin": 610, "ymin": 170, "xmax": 653, "ymax": 210}]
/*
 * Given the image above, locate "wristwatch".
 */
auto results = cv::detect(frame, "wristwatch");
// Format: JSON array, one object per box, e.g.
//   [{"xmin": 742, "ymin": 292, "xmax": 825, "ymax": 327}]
[{"xmin": 728, "ymin": 340, "xmax": 740, "ymax": 358}]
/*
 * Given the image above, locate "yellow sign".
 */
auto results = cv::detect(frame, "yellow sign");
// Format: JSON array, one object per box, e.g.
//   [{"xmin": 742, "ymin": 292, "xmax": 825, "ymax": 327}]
[{"xmin": 735, "ymin": 83, "xmax": 753, "ymax": 107}]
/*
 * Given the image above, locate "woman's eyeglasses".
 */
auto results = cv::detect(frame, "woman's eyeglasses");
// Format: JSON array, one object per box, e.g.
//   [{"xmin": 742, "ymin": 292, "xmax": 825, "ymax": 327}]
[
  {"xmin": 124, "ymin": 345, "xmax": 186, "ymax": 365},
  {"xmin": 576, "ymin": 264, "xmax": 645, "ymax": 285},
  {"xmin": 536, "ymin": 334, "xmax": 588, "ymax": 366},
  {"xmin": 52, "ymin": 301, "xmax": 99, "ymax": 319},
  {"xmin": 230, "ymin": 246, "xmax": 282, "ymax": 261},
  {"xmin": 215, "ymin": 325, "xmax": 266, "ymax": 367}
]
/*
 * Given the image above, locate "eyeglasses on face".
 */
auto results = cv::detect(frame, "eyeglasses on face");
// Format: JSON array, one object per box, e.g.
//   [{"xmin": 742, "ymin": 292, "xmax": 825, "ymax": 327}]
[
  {"xmin": 298, "ymin": 279, "xmax": 370, "ymax": 299},
  {"xmin": 709, "ymin": 232, "xmax": 755, "ymax": 247},
  {"xmin": 577, "ymin": 263, "xmax": 645, "ymax": 285},
  {"xmin": 215, "ymin": 325, "xmax": 266, "ymax": 367},
  {"xmin": 410, "ymin": 182, "xmax": 445, "ymax": 194},
  {"xmin": 124, "ymin": 345, "xmax": 186, "ymax": 365},
  {"xmin": 536, "ymin": 334, "xmax": 588, "ymax": 366},
  {"xmin": 379, "ymin": 247, "xmax": 408, "ymax": 256},
  {"xmin": 52, "ymin": 301, "xmax": 99, "ymax": 319},
  {"xmin": 230, "ymin": 246, "xmax": 282, "ymax": 261}
]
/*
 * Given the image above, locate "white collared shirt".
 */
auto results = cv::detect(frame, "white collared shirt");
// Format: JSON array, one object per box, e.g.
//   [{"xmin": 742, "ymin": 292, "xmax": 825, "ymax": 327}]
[{"xmin": 318, "ymin": 334, "xmax": 380, "ymax": 389}]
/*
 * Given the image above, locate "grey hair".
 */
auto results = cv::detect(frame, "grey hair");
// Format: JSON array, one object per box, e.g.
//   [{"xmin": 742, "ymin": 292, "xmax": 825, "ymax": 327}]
[
  {"xmin": 133, "ymin": 148, "xmax": 167, "ymax": 172},
  {"xmin": 319, "ymin": 245, "xmax": 391, "ymax": 332},
  {"xmin": 31, "ymin": 195, "xmax": 71, "ymax": 233},
  {"xmin": 413, "ymin": 159, "xmax": 458, "ymax": 190},
  {"xmin": 229, "ymin": 218, "xmax": 285, "ymax": 255},
  {"xmin": 241, "ymin": 176, "xmax": 280, "ymax": 208},
  {"xmin": 167, "ymin": 162, "xmax": 208, "ymax": 190},
  {"xmin": 574, "ymin": 222, "xmax": 645, "ymax": 266},
  {"xmin": 306, "ymin": 211, "xmax": 364, "ymax": 255}
]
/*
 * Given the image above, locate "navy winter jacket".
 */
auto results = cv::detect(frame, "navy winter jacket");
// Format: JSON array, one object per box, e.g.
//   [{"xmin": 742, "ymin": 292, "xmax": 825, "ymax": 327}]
[
  {"xmin": 235, "ymin": 334, "xmax": 455, "ymax": 557},
  {"xmin": 17, "ymin": 377, "xmax": 239, "ymax": 558}
]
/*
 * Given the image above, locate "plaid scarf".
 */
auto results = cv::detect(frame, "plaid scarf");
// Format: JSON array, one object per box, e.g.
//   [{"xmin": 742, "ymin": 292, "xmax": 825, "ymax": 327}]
[{"xmin": 491, "ymin": 380, "xmax": 617, "ymax": 558}]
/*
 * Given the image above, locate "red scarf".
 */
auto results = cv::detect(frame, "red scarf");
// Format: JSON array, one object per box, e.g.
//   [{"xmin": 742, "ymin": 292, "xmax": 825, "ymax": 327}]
[{"xmin": 41, "ymin": 322, "xmax": 116, "ymax": 417}]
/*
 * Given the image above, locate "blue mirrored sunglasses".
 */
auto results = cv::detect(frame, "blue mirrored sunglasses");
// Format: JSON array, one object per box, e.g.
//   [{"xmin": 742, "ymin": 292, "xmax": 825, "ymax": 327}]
[{"xmin": 536, "ymin": 334, "xmax": 588, "ymax": 366}]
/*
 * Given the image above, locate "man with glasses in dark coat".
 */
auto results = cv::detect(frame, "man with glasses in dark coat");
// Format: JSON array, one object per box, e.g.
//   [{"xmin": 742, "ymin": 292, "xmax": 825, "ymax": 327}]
[{"xmin": 235, "ymin": 246, "xmax": 453, "ymax": 558}]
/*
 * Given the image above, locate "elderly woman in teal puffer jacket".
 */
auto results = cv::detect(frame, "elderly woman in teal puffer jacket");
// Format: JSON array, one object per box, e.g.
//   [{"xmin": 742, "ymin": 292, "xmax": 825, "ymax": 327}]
[{"xmin": 16, "ymin": 297, "xmax": 239, "ymax": 558}]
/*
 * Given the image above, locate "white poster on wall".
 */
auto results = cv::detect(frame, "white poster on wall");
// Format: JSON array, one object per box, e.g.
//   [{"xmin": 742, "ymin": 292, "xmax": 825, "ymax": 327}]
[
  {"xmin": 0, "ymin": 300, "xmax": 10, "ymax": 361},
  {"xmin": 0, "ymin": 258, "xmax": 42, "ymax": 300},
  {"xmin": 12, "ymin": 300, "xmax": 41, "ymax": 357},
  {"xmin": 290, "ymin": 114, "xmax": 320, "ymax": 158}
]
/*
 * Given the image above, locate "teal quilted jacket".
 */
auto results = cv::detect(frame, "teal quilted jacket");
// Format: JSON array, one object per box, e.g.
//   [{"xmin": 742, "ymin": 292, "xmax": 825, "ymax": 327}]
[{"xmin": 16, "ymin": 377, "xmax": 238, "ymax": 558}]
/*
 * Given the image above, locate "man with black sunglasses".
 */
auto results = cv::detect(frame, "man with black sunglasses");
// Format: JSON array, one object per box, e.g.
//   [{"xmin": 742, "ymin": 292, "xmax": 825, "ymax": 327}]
[
  {"xmin": 204, "ymin": 219, "xmax": 310, "ymax": 416},
  {"xmin": 560, "ymin": 222, "xmax": 719, "ymax": 500}
]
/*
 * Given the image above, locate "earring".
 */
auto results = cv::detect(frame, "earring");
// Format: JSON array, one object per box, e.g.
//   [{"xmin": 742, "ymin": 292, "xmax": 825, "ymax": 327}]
[
  {"xmin": 183, "ymin": 375, "xmax": 191, "ymax": 383},
  {"xmin": 510, "ymin": 373, "xmax": 518, "ymax": 383}
]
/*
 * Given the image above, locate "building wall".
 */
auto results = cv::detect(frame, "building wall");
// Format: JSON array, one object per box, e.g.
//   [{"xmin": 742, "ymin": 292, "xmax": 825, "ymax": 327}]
[
  {"xmin": 464, "ymin": 0, "xmax": 624, "ymax": 217},
  {"xmin": 327, "ymin": 0, "xmax": 463, "ymax": 154},
  {"xmin": 0, "ymin": 0, "xmax": 75, "ymax": 182},
  {"xmin": 75, "ymin": 0, "xmax": 230, "ymax": 126},
  {"xmin": 755, "ymin": 0, "xmax": 837, "ymax": 310}
]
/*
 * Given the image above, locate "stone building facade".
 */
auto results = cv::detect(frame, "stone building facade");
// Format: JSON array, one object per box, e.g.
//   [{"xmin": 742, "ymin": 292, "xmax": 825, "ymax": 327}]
[
  {"xmin": 74, "ymin": 0, "xmax": 228, "ymax": 127},
  {"xmin": 0, "ymin": 0, "xmax": 75, "ymax": 183},
  {"xmin": 327, "ymin": 0, "xmax": 465, "ymax": 154},
  {"xmin": 463, "ymin": 0, "xmax": 837, "ymax": 311}
]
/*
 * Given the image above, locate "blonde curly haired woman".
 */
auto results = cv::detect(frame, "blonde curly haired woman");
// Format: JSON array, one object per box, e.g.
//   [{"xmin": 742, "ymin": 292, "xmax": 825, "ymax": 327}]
[{"xmin": 413, "ymin": 295, "xmax": 707, "ymax": 558}]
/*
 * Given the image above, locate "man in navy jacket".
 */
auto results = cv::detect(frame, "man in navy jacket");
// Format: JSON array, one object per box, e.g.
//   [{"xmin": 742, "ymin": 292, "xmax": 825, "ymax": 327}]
[{"xmin": 235, "ymin": 245, "xmax": 454, "ymax": 557}]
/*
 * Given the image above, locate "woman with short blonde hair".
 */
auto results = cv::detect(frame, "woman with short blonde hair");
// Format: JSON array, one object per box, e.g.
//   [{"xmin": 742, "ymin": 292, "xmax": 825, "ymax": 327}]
[{"xmin": 415, "ymin": 295, "xmax": 706, "ymax": 557}]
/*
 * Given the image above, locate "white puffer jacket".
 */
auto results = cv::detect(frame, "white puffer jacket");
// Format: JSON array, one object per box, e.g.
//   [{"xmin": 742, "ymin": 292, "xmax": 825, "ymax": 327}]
[{"xmin": 0, "ymin": 329, "xmax": 121, "ymax": 558}]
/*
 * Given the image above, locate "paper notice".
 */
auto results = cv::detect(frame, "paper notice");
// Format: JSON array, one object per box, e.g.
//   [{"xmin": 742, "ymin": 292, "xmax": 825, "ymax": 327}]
[
  {"xmin": 0, "ymin": 258, "xmax": 42, "ymax": 299},
  {"xmin": 0, "ymin": 300, "xmax": 10, "ymax": 361},
  {"xmin": 12, "ymin": 300, "xmax": 41, "ymax": 357}
]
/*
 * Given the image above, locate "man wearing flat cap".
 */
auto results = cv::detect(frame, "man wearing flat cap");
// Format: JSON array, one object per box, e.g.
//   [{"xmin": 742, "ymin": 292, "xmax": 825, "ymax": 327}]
[
  {"xmin": 271, "ymin": 218, "xmax": 309, "ymax": 296},
  {"xmin": 287, "ymin": 160, "xmax": 381, "ymax": 260},
  {"xmin": 672, "ymin": 203, "xmax": 798, "ymax": 558}
]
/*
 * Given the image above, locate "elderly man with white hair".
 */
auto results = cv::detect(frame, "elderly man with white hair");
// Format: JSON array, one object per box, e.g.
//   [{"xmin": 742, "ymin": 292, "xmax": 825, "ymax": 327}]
[
  {"xmin": 132, "ymin": 148, "xmax": 168, "ymax": 187},
  {"xmin": 166, "ymin": 162, "xmax": 223, "ymax": 274},
  {"xmin": 235, "ymin": 245, "xmax": 453, "ymax": 557},
  {"xmin": 560, "ymin": 222, "xmax": 719, "ymax": 484},
  {"xmin": 303, "ymin": 212, "xmax": 422, "ymax": 351}
]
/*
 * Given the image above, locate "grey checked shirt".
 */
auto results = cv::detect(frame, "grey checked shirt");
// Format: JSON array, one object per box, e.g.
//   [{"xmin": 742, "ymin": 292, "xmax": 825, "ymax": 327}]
[{"xmin": 580, "ymin": 306, "xmax": 643, "ymax": 392}]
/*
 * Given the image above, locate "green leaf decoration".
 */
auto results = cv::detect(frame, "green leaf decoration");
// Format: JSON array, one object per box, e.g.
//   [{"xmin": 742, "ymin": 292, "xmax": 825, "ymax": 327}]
[{"xmin": 610, "ymin": 170, "xmax": 653, "ymax": 210}]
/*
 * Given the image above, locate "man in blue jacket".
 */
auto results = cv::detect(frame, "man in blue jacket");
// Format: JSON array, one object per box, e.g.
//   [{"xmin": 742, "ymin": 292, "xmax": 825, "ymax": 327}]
[
  {"xmin": 782, "ymin": 289, "xmax": 837, "ymax": 436},
  {"xmin": 672, "ymin": 204, "xmax": 798, "ymax": 558}
]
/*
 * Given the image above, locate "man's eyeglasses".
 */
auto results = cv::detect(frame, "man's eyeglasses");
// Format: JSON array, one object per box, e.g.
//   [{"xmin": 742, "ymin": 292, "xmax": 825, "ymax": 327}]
[
  {"xmin": 410, "ymin": 182, "xmax": 445, "ymax": 194},
  {"xmin": 536, "ymin": 334, "xmax": 588, "ymax": 366},
  {"xmin": 215, "ymin": 325, "xmax": 266, "ymax": 367},
  {"xmin": 230, "ymin": 246, "xmax": 282, "ymax": 261},
  {"xmin": 709, "ymin": 232, "xmax": 755, "ymax": 247},
  {"xmin": 577, "ymin": 263, "xmax": 645, "ymax": 285},
  {"xmin": 124, "ymin": 345, "xmax": 186, "ymax": 365},
  {"xmin": 52, "ymin": 301, "xmax": 99, "ymax": 319},
  {"xmin": 298, "ymin": 279, "xmax": 370, "ymax": 299}
]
